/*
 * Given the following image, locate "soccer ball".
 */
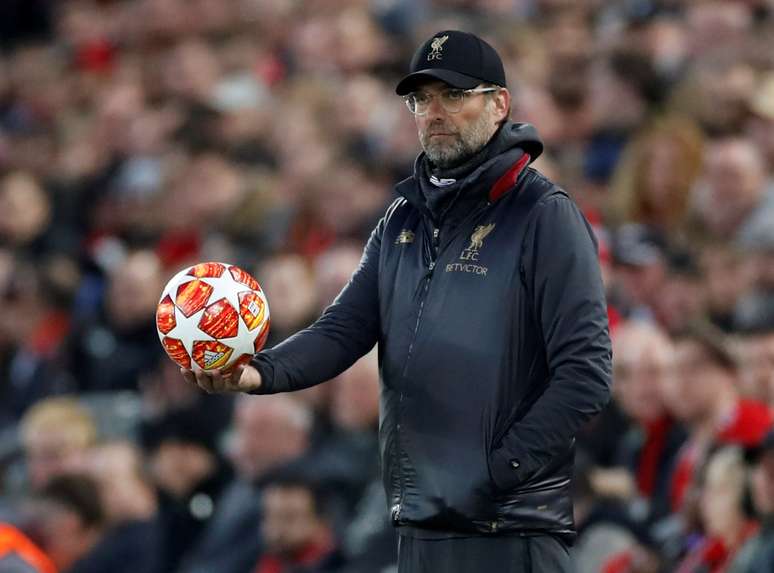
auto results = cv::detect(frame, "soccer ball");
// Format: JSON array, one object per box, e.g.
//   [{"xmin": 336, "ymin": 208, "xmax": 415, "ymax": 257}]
[{"xmin": 155, "ymin": 262, "xmax": 270, "ymax": 371}]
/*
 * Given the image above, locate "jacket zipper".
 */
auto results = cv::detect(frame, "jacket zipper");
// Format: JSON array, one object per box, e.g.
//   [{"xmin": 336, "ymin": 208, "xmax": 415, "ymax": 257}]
[
  {"xmin": 401, "ymin": 222, "xmax": 439, "ymax": 378},
  {"xmin": 394, "ymin": 225, "xmax": 440, "ymax": 522},
  {"xmin": 394, "ymin": 206, "xmax": 488, "ymax": 522}
]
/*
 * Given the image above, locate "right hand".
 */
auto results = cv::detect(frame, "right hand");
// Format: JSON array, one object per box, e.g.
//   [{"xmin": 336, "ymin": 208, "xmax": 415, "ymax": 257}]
[{"xmin": 181, "ymin": 363, "xmax": 262, "ymax": 394}]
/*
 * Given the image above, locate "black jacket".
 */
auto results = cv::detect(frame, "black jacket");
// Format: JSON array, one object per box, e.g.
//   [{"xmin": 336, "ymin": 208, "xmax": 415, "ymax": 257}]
[{"xmin": 252, "ymin": 122, "xmax": 612, "ymax": 541}]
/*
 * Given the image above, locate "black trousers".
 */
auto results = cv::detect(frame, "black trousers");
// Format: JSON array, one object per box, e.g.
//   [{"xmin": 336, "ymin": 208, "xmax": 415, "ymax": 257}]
[{"xmin": 397, "ymin": 534, "xmax": 574, "ymax": 573}]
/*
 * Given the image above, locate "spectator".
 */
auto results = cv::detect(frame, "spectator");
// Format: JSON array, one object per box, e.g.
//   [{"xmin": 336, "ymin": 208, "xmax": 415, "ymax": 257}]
[
  {"xmin": 140, "ymin": 401, "xmax": 232, "ymax": 572},
  {"xmin": 663, "ymin": 324, "xmax": 772, "ymax": 515},
  {"xmin": 27, "ymin": 473, "xmax": 106, "ymax": 573},
  {"xmin": 700, "ymin": 245, "xmax": 756, "ymax": 333},
  {"xmin": 0, "ymin": 171, "xmax": 52, "ymax": 255},
  {"xmin": 611, "ymin": 223, "xmax": 669, "ymax": 321},
  {"xmin": 609, "ymin": 117, "xmax": 704, "ymax": 236},
  {"xmin": 691, "ymin": 137, "xmax": 774, "ymax": 247},
  {"xmin": 572, "ymin": 452, "xmax": 652, "ymax": 573},
  {"xmin": 600, "ymin": 321, "xmax": 686, "ymax": 522},
  {"xmin": 68, "ymin": 250, "xmax": 165, "ymax": 392},
  {"xmin": 307, "ymin": 351, "xmax": 381, "ymax": 532},
  {"xmin": 674, "ymin": 447, "xmax": 758, "ymax": 573},
  {"xmin": 20, "ymin": 396, "xmax": 97, "ymax": 491},
  {"xmin": 68, "ymin": 443, "xmax": 163, "ymax": 573},
  {"xmin": 178, "ymin": 395, "xmax": 313, "ymax": 573},
  {"xmin": 651, "ymin": 251, "xmax": 706, "ymax": 337},
  {"xmin": 254, "ymin": 470, "xmax": 343, "ymax": 573},
  {"xmin": 85, "ymin": 441, "xmax": 158, "ymax": 526},
  {"xmin": 0, "ymin": 256, "xmax": 77, "ymax": 425}
]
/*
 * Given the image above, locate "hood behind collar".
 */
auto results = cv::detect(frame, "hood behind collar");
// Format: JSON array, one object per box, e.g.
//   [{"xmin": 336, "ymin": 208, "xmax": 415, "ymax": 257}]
[{"xmin": 470, "ymin": 121, "xmax": 543, "ymax": 168}]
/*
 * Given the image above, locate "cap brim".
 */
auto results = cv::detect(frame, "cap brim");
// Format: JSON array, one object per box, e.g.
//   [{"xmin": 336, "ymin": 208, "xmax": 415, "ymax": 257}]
[{"xmin": 395, "ymin": 69, "xmax": 482, "ymax": 95}]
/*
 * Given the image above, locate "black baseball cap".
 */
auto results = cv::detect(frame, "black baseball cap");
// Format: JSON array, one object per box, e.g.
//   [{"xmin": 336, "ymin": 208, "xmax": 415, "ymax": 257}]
[{"xmin": 395, "ymin": 30, "xmax": 507, "ymax": 96}]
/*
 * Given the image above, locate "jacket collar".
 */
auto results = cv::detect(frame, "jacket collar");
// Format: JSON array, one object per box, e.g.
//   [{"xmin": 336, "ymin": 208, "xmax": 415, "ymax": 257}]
[{"xmin": 394, "ymin": 121, "xmax": 542, "ymax": 214}]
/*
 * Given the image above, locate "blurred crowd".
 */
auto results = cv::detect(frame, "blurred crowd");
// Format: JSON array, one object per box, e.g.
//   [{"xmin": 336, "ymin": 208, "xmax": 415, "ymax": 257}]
[{"xmin": 0, "ymin": 0, "xmax": 773, "ymax": 572}]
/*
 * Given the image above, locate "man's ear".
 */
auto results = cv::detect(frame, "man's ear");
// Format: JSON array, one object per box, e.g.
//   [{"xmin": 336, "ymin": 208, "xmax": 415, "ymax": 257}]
[{"xmin": 493, "ymin": 88, "xmax": 511, "ymax": 122}]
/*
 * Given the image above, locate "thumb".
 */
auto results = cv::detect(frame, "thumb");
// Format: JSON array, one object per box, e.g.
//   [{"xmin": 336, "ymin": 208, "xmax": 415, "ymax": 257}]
[{"xmin": 230, "ymin": 363, "xmax": 245, "ymax": 383}]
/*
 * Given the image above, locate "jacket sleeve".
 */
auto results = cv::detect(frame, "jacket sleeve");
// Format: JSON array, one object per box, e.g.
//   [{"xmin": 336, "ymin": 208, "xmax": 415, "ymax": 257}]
[
  {"xmin": 249, "ymin": 217, "xmax": 383, "ymax": 394},
  {"xmin": 489, "ymin": 193, "xmax": 612, "ymax": 489}
]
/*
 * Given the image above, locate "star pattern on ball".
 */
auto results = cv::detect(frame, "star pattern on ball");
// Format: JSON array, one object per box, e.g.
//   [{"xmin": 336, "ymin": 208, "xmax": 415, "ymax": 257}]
[
  {"xmin": 218, "ymin": 308, "xmax": 258, "ymax": 364},
  {"xmin": 165, "ymin": 306, "xmax": 213, "ymax": 359},
  {"xmin": 199, "ymin": 273, "xmax": 244, "ymax": 313}
]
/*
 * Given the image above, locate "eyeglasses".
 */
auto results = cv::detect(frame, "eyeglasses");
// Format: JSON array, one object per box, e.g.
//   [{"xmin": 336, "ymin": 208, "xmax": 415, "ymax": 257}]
[{"xmin": 403, "ymin": 87, "xmax": 499, "ymax": 115}]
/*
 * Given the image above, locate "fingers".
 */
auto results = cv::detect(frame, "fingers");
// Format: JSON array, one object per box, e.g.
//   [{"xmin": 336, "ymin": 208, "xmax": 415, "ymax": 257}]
[
  {"xmin": 180, "ymin": 368, "xmax": 196, "ymax": 386},
  {"xmin": 196, "ymin": 368, "xmax": 222, "ymax": 393},
  {"xmin": 230, "ymin": 364, "xmax": 245, "ymax": 386},
  {"xmin": 181, "ymin": 366, "xmax": 242, "ymax": 393}
]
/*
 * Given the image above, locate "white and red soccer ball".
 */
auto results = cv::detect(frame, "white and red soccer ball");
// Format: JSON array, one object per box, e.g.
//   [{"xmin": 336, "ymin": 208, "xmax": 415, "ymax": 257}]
[{"xmin": 155, "ymin": 262, "xmax": 270, "ymax": 371}]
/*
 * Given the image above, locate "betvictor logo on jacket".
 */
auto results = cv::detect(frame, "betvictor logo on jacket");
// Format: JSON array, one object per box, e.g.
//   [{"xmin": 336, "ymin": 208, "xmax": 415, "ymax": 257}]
[{"xmin": 446, "ymin": 223, "xmax": 495, "ymax": 276}]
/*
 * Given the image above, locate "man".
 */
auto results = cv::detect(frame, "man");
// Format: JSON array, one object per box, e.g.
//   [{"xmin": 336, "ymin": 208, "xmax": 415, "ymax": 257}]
[
  {"xmin": 82, "ymin": 442, "xmax": 162, "ymax": 573},
  {"xmin": 694, "ymin": 137, "xmax": 774, "ymax": 246},
  {"xmin": 599, "ymin": 321, "xmax": 685, "ymax": 522},
  {"xmin": 663, "ymin": 323, "xmax": 772, "ymax": 514},
  {"xmin": 177, "ymin": 394, "xmax": 313, "ymax": 573},
  {"xmin": 27, "ymin": 474, "xmax": 106, "ymax": 573},
  {"xmin": 610, "ymin": 224, "xmax": 669, "ymax": 323},
  {"xmin": 140, "ymin": 402, "xmax": 232, "ymax": 572},
  {"xmin": 20, "ymin": 396, "xmax": 98, "ymax": 491},
  {"xmin": 253, "ymin": 472, "xmax": 342, "ymax": 573},
  {"xmin": 185, "ymin": 30, "xmax": 612, "ymax": 572}
]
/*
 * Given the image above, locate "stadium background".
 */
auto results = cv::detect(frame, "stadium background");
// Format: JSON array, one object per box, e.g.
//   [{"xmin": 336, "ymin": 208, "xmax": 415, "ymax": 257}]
[{"xmin": 0, "ymin": 0, "xmax": 773, "ymax": 572}]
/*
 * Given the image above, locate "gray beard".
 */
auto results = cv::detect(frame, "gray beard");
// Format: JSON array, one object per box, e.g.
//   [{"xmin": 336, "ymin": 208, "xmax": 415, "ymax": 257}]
[{"xmin": 420, "ymin": 111, "xmax": 495, "ymax": 169}]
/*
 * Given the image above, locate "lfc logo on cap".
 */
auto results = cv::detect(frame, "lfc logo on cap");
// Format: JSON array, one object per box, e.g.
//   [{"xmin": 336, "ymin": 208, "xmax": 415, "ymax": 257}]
[{"xmin": 427, "ymin": 35, "xmax": 449, "ymax": 61}]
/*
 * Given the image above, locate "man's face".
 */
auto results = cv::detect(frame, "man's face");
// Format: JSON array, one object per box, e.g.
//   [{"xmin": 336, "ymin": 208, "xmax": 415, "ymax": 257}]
[
  {"xmin": 666, "ymin": 340, "xmax": 731, "ymax": 424},
  {"xmin": 228, "ymin": 399, "xmax": 309, "ymax": 481},
  {"xmin": 24, "ymin": 431, "xmax": 89, "ymax": 490},
  {"xmin": 700, "ymin": 139, "xmax": 765, "ymax": 235},
  {"xmin": 414, "ymin": 81, "xmax": 504, "ymax": 168},
  {"xmin": 261, "ymin": 485, "xmax": 322, "ymax": 558},
  {"xmin": 613, "ymin": 344, "xmax": 669, "ymax": 424},
  {"xmin": 614, "ymin": 261, "xmax": 666, "ymax": 307}
]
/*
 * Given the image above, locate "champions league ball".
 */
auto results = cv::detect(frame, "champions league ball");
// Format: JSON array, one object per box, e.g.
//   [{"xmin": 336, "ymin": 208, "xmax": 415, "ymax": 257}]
[{"xmin": 156, "ymin": 262, "xmax": 270, "ymax": 371}]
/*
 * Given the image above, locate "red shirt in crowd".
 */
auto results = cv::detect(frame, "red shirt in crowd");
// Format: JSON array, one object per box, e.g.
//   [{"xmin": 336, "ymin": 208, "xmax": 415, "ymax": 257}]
[
  {"xmin": 253, "ymin": 535, "xmax": 335, "ymax": 573},
  {"xmin": 670, "ymin": 399, "xmax": 773, "ymax": 512}
]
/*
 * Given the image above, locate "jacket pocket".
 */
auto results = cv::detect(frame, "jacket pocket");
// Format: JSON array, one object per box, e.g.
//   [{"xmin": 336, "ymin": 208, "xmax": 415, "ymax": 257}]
[
  {"xmin": 488, "ymin": 445, "xmax": 529, "ymax": 493},
  {"xmin": 489, "ymin": 440, "xmax": 574, "ymax": 497},
  {"xmin": 486, "ymin": 358, "xmax": 543, "ymax": 491}
]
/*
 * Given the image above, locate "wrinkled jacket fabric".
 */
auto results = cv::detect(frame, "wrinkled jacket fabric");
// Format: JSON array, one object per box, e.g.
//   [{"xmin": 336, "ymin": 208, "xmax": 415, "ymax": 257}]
[{"xmin": 251, "ymin": 122, "xmax": 612, "ymax": 542}]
